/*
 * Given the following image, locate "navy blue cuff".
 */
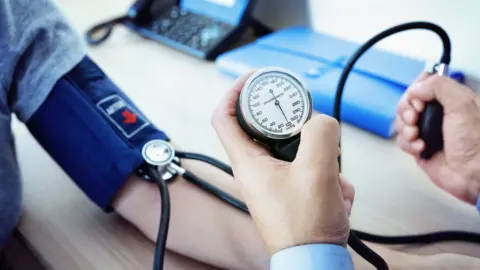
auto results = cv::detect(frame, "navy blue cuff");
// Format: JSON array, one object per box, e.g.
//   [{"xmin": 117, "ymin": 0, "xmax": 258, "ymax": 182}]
[{"xmin": 26, "ymin": 57, "xmax": 169, "ymax": 211}]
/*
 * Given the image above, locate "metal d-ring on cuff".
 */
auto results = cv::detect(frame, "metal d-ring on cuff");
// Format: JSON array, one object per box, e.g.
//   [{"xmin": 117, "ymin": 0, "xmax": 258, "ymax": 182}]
[{"xmin": 424, "ymin": 62, "xmax": 449, "ymax": 76}]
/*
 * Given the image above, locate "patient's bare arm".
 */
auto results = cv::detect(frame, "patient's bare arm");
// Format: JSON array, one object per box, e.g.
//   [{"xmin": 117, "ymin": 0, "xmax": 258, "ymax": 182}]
[
  {"xmin": 111, "ymin": 156, "xmax": 270, "ymax": 270},
  {"xmin": 109, "ymin": 153, "xmax": 480, "ymax": 270}
]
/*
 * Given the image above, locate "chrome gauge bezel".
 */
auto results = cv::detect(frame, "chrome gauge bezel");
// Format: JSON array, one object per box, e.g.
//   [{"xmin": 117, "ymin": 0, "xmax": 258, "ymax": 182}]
[{"xmin": 238, "ymin": 67, "xmax": 313, "ymax": 140}]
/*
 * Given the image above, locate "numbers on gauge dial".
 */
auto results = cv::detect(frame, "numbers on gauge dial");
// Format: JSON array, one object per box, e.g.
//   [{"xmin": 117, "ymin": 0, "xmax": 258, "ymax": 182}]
[{"xmin": 248, "ymin": 75, "xmax": 305, "ymax": 134}]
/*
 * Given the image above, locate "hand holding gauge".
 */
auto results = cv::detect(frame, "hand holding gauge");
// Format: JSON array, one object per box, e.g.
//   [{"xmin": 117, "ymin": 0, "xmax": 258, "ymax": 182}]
[
  {"xmin": 232, "ymin": 63, "xmax": 448, "ymax": 270},
  {"xmin": 212, "ymin": 69, "xmax": 354, "ymax": 258},
  {"xmin": 214, "ymin": 22, "xmax": 480, "ymax": 270}
]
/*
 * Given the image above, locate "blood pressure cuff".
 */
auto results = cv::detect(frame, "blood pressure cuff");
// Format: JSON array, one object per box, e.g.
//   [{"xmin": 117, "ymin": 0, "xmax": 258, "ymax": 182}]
[{"xmin": 26, "ymin": 56, "xmax": 169, "ymax": 211}]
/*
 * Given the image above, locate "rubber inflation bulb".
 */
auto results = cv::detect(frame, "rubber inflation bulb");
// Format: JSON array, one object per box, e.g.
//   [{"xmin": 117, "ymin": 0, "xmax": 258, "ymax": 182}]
[{"xmin": 417, "ymin": 100, "xmax": 444, "ymax": 159}]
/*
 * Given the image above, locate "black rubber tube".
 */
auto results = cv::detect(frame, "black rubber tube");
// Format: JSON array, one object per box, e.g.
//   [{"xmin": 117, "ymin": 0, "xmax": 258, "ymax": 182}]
[
  {"xmin": 182, "ymin": 170, "xmax": 249, "ymax": 214},
  {"xmin": 146, "ymin": 166, "xmax": 171, "ymax": 270},
  {"xmin": 334, "ymin": 21, "xmax": 451, "ymax": 171},
  {"xmin": 176, "ymin": 151, "xmax": 234, "ymax": 176},
  {"xmin": 333, "ymin": 21, "xmax": 452, "ymax": 269}
]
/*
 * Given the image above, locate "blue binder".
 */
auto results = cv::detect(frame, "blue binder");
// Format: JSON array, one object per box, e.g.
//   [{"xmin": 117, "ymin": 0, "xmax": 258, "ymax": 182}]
[{"xmin": 215, "ymin": 27, "xmax": 465, "ymax": 138}]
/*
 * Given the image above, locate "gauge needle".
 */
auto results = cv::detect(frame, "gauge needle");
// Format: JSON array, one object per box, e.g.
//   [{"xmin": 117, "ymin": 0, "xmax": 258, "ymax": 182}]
[
  {"xmin": 270, "ymin": 89, "xmax": 288, "ymax": 122},
  {"xmin": 263, "ymin": 93, "xmax": 284, "ymax": 105}
]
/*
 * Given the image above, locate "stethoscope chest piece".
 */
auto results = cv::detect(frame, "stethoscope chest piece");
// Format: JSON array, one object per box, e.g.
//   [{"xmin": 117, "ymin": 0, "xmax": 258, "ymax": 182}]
[
  {"xmin": 142, "ymin": 140, "xmax": 176, "ymax": 166},
  {"xmin": 140, "ymin": 140, "xmax": 179, "ymax": 182}
]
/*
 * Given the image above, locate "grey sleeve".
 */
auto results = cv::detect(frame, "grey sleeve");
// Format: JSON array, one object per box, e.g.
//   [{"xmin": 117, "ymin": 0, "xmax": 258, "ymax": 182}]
[{"xmin": 0, "ymin": 0, "xmax": 87, "ymax": 122}]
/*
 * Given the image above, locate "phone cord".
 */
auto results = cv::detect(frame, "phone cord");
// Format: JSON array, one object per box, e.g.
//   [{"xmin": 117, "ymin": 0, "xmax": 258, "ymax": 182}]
[{"xmin": 85, "ymin": 16, "xmax": 130, "ymax": 46}]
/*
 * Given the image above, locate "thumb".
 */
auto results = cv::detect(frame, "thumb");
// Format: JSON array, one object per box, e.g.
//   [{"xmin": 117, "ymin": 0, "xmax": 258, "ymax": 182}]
[
  {"xmin": 407, "ymin": 75, "xmax": 474, "ymax": 114},
  {"xmin": 293, "ymin": 115, "xmax": 340, "ymax": 176}
]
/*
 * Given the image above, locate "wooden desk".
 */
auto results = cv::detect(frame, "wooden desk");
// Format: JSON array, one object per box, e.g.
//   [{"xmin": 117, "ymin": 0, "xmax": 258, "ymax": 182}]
[{"xmin": 10, "ymin": 0, "xmax": 480, "ymax": 269}]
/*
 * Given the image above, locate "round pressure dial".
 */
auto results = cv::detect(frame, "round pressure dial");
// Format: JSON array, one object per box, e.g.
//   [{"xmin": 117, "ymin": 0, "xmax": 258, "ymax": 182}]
[{"xmin": 237, "ymin": 67, "xmax": 312, "ymax": 140}]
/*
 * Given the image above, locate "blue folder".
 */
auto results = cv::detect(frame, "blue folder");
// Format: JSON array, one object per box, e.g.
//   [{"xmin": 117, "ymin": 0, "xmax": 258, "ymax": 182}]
[{"xmin": 215, "ymin": 27, "xmax": 465, "ymax": 138}]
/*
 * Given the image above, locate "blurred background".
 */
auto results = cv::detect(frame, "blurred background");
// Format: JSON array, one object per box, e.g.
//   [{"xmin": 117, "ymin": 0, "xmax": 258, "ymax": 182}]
[
  {"xmin": 306, "ymin": 0, "xmax": 480, "ymax": 89},
  {"xmin": 257, "ymin": 0, "xmax": 480, "ymax": 89},
  {"xmin": 80, "ymin": 0, "xmax": 480, "ymax": 89}
]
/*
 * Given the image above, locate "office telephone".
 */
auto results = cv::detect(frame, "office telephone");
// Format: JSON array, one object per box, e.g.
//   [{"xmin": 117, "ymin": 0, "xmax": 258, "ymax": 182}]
[{"xmin": 86, "ymin": 0, "xmax": 265, "ymax": 60}]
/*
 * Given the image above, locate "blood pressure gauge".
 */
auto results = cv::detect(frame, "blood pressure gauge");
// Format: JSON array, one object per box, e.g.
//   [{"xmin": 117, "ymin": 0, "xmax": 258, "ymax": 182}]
[{"xmin": 236, "ymin": 67, "xmax": 313, "ymax": 161}]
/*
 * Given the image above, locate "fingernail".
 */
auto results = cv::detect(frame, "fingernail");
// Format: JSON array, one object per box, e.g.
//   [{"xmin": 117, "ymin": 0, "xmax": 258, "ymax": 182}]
[{"xmin": 411, "ymin": 99, "xmax": 424, "ymax": 112}]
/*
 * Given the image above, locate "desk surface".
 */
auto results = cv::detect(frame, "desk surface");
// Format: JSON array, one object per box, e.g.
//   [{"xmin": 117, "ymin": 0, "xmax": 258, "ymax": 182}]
[{"xmin": 11, "ymin": 0, "xmax": 480, "ymax": 269}]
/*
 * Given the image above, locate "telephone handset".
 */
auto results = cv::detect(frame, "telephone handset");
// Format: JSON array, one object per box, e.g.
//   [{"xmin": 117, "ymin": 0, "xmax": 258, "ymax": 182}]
[
  {"xmin": 128, "ymin": 0, "xmax": 177, "ymax": 24},
  {"xmin": 86, "ymin": 0, "xmax": 265, "ymax": 61}
]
